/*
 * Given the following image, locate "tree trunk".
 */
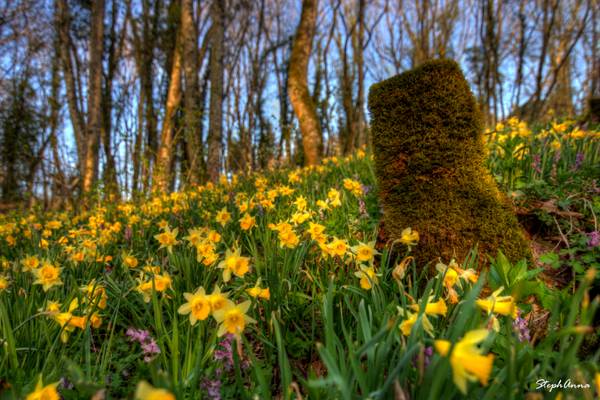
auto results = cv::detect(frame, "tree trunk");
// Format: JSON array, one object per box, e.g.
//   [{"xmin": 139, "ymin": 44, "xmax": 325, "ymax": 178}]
[
  {"xmin": 101, "ymin": 0, "xmax": 120, "ymax": 198},
  {"xmin": 355, "ymin": 0, "xmax": 366, "ymax": 148},
  {"xmin": 288, "ymin": 0, "xmax": 322, "ymax": 166},
  {"xmin": 82, "ymin": 0, "xmax": 105, "ymax": 195},
  {"xmin": 181, "ymin": 0, "xmax": 204, "ymax": 185},
  {"xmin": 154, "ymin": 27, "xmax": 183, "ymax": 192},
  {"xmin": 56, "ymin": 0, "xmax": 85, "ymax": 170},
  {"xmin": 207, "ymin": 0, "xmax": 225, "ymax": 182},
  {"xmin": 49, "ymin": 37, "xmax": 66, "ymax": 206}
]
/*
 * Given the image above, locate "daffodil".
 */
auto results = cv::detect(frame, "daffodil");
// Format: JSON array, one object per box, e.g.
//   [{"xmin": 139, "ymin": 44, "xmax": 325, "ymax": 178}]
[
  {"xmin": 247, "ymin": 280, "xmax": 270, "ymax": 300},
  {"xmin": 157, "ymin": 219, "xmax": 169, "ymax": 230},
  {"xmin": 213, "ymin": 300, "xmax": 256, "ymax": 338},
  {"xmin": 46, "ymin": 220, "xmax": 62, "ymax": 230},
  {"xmin": 25, "ymin": 377, "xmax": 60, "ymax": 400},
  {"xmin": 351, "ymin": 241, "xmax": 379, "ymax": 263},
  {"xmin": 33, "ymin": 262, "xmax": 62, "ymax": 292},
  {"xmin": 178, "ymin": 287, "xmax": 211, "ymax": 325},
  {"xmin": 134, "ymin": 381, "xmax": 175, "ymax": 400},
  {"xmin": 136, "ymin": 273, "xmax": 172, "ymax": 303},
  {"xmin": 290, "ymin": 211, "xmax": 311, "ymax": 225},
  {"xmin": 49, "ymin": 299, "xmax": 98, "ymax": 342},
  {"xmin": 436, "ymin": 259, "xmax": 478, "ymax": 304},
  {"xmin": 21, "ymin": 255, "xmax": 40, "ymax": 272},
  {"xmin": 239, "ymin": 213, "xmax": 256, "ymax": 231},
  {"xmin": 354, "ymin": 264, "xmax": 380, "ymax": 290},
  {"xmin": 476, "ymin": 287, "xmax": 518, "ymax": 319},
  {"xmin": 207, "ymin": 230, "xmax": 221, "ymax": 243},
  {"xmin": 80, "ymin": 279, "xmax": 107, "ymax": 309},
  {"xmin": 392, "ymin": 256, "xmax": 413, "ymax": 282},
  {"xmin": 201, "ymin": 251, "xmax": 219, "ymax": 266},
  {"xmin": 278, "ymin": 185, "xmax": 295, "ymax": 196},
  {"xmin": 0, "ymin": 275, "xmax": 9, "ymax": 291},
  {"xmin": 154, "ymin": 226, "xmax": 179, "ymax": 253},
  {"xmin": 183, "ymin": 227, "xmax": 205, "ymax": 246},
  {"xmin": 217, "ymin": 248, "xmax": 251, "ymax": 282},
  {"xmin": 343, "ymin": 178, "xmax": 363, "ymax": 196},
  {"xmin": 398, "ymin": 308, "xmax": 434, "ymax": 337},
  {"xmin": 208, "ymin": 286, "xmax": 229, "ymax": 312},
  {"xmin": 42, "ymin": 300, "xmax": 62, "ymax": 314},
  {"xmin": 122, "ymin": 253, "xmax": 139, "ymax": 268},
  {"xmin": 316, "ymin": 199, "xmax": 330, "ymax": 210},
  {"xmin": 306, "ymin": 222, "xmax": 326, "ymax": 240},
  {"xmin": 434, "ymin": 329, "xmax": 495, "ymax": 394},
  {"xmin": 293, "ymin": 196, "xmax": 307, "ymax": 211},
  {"xmin": 399, "ymin": 227, "xmax": 419, "ymax": 247},
  {"xmin": 327, "ymin": 237, "xmax": 348, "ymax": 258},
  {"xmin": 70, "ymin": 251, "xmax": 86, "ymax": 263},
  {"xmin": 195, "ymin": 240, "xmax": 215, "ymax": 260},
  {"xmin": 410, "ymin": 297, "xmax": 448, "ymax": 316},
  {"xmin": 215, "ymin": 207, "xmax": 231, "ymax": 226},
  {"xmin": 327, "ymin": 189, "xmax": 342, "ymax": 207},
  {"xmin": 272, "ymin": 223, "xmax": 300, "ymax": 248}
]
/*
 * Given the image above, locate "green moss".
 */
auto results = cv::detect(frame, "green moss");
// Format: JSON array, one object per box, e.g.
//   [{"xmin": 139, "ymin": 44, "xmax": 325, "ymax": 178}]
[{"xmin": 368, "ymin": 59, "xmax": 531, "ymax": 268}]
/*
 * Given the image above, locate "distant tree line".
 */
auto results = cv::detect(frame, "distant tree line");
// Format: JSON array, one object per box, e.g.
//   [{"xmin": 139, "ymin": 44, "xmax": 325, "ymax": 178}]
[{"xmin": 0, "ymin": 0, "xmax": 597, "ymax": 208}]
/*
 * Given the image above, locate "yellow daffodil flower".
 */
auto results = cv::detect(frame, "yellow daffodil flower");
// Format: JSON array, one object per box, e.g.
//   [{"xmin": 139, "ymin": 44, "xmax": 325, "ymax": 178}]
[
  {"xmin": 178, "ymin": 287, "xmax": 211, "ymax": 325},
  {"xmin": 21, "ymin": 255, "xmax": 40, "ymax": 272},
  {"xmin": 434, "ymin": 329, "xmax": 495, "ymax": 394},
  {"xmin": 217, "ymin": 248, "xmax": 251, "ymax": 282},
  {"xmin": 398, "ymin": 308, "xmax": 434, "ymax": 337},
  {"xmin": 0, "ymin": 275, "xmax": 9, "ymax": 291},
  {"xmin": 399, "ymin": 227, "xmax": 419, "ymax": 247},
  {"xmin": 25, "ymin": 378, "xmax": 60, "ymax": 400},
  {"xmin": 239, "ymin": 213, "xmax": 256, "ymax": 231},
  {"xmin": 33, "ymin": 262, "xmax": 62, "ymax": 292},
  {"xmin": 134, "ymin": 381, "xmax": 175, "ymax": 400},
  {"xmin": 327, "ymin": 237, "xmax": 348, "ymax": 258},
  {"xmin": 247, "ymin": 280, "xmax": 271, "ymax": 300},
  {"xmin": 476, "ymin": 287, "xmax": 518, "ymax": 319},
  {"xmin": 208, "ymin": 286, "xmax": 229, "ymax": 312},
  {"xmin": 154, "ymin": 226, "xmax": 179, "ymax": 254},
  {"xmin": 410, "ymin": 297, "xmax": 448, "ymax": 317},
  {"xmin": 122, "ymin": 253, "xmax": 139, "ymax": 268},
  {"xmin": 213, "ymin": 300, "xmax": 256, "ymax": 338},
  {"xmin": 354, "ymin": 264, "xmax": 380, "ymax": 290},
  {"xmin": 215, "ymin": 207, "xmax": 231, "ymax": 226},
  {"xmin": 351, "ymin": 241, "xmax": 378, "ymax": 263}
]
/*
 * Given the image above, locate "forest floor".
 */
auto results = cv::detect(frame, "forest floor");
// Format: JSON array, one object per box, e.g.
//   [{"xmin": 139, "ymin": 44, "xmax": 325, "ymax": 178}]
[{"xmin": 0, "ymin": 118, "xmax": 599, "ymax": 399}]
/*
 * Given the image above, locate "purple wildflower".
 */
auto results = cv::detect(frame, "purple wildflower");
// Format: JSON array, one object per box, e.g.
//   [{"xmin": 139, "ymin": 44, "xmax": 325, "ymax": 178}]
[
  {"xmin": 573, "ymin": 152, "xmax": 585, "ymax": 170},
  {"xmin": 553, "ymin": 150, "xmax": 561, "ymax": 163},
  {"xmin": 59, "ymin": 377, "xmax": 74, "ymax": 390},
  {"xmin": 141, "ymin": 338, "xmax": 161, "ymax": 362},
  {"xmin": 126, "ymin": 328, "xmax": 150, "ymax": 343},
  {"xmin": 412, "ymin": 346, "xmax": 434, "ymax": 369},
  {"xmin": 126, "ymin": 327, "xmax": 160, "ymax": 363},
  {"xmin": 358, "ymin": 198, "xmax": 368, "ymax": 218},
  {"xmin": 512, "ymin": 312, "xmax": 531, "ymax": 343},
  {"xmin": 587, "ymin": 231, "xmax": 600, "ymax": 248},
  {"xmin": 531, "ymin": 154, "xmax": 542, "ymax": 174},
  {"xmin": 214, "ymin": 334, "xmax": 235, "ymax": 371},
  {"xmin": 201, "ymin": 379, "xmax": 222, "ymax": 400},
  {"xmin": 124, "ymin": 226, "xmax": 133, "ymax": 242}
]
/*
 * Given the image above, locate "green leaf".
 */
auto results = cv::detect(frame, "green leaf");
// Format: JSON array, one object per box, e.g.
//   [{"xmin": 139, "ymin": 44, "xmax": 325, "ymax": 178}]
[{"xmin": 539, "ymin": 252, "xmax": 560, "ymax": 268}]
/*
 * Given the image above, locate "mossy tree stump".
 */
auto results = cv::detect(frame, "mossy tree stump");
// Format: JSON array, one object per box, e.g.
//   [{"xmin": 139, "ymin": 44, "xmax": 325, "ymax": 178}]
[{"xmin": 368, "ymin": 59, "xmax": 530, "ymax": 268}]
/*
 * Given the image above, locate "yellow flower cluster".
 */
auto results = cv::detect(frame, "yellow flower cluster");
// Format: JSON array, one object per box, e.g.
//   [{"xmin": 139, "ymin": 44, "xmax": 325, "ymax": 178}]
[{"xmin": 177, "ymin": 285, "xmax": 255, "ymax": 338}]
